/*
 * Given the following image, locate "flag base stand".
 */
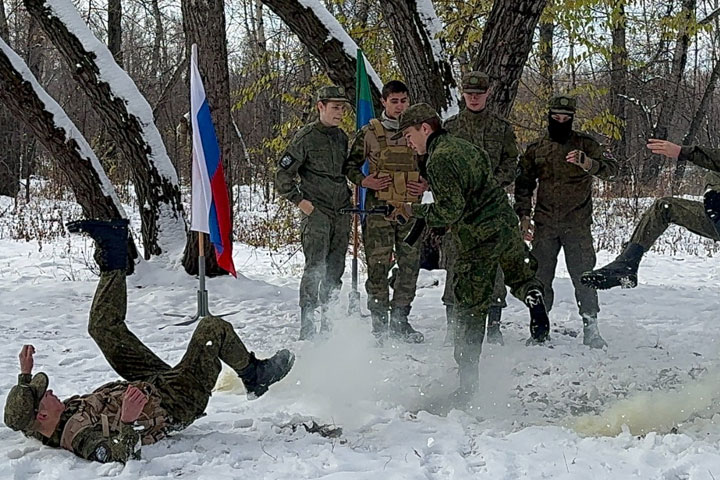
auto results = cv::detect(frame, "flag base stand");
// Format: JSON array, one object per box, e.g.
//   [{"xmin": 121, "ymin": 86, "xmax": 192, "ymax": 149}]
[{"xmin": 161, "ymin": 240, "xmax": 238, "ymax": 329}]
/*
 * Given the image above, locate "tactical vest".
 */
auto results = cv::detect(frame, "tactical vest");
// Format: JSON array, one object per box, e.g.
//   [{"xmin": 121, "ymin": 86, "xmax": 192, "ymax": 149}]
[
  {"xmin": 368, "ymin": 118, "xmax": 419, "ymax": 203},
  {"xmin": 60, "ymin": 381, "xmax": 170, "ymax": 451}
]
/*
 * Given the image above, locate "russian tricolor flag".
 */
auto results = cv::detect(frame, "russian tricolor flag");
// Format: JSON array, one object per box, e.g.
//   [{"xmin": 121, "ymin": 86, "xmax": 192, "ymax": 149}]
[{"xmin": 190, "ymin": 44, "xmax": 236, "ymax": 277}]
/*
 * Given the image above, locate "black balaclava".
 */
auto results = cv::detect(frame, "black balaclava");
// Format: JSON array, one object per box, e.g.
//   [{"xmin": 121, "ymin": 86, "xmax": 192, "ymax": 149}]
[{"xmin": 548, "ymin": 113, "xmax": 574, "ymax": 144}]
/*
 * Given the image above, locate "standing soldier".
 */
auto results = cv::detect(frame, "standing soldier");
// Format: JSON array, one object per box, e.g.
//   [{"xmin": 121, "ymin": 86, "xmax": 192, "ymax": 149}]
[
  {"xmin": 442, "ymin": 71, "xmax": 520, "ymax": 346},
  {"xmin": 394, "ymin": 103, "xmax": 550, "ymax": 400},
  {"xmin": 515, "ymin": 95, "xmax": 618, "ymax": 349},
  {"xmin": 346, "ymin": 80, "xmax": 427, "ymax": 343},
  {"xmin": 275, "ymin": 86, "xmax": 352, "ymax": 340}
]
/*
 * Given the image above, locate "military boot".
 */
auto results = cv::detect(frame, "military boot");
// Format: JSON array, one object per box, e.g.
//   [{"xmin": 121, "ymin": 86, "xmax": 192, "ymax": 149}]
[
  {"xmin": 299, "ymin": 307, "xmax": 317, "ymax": 341},
  {"xmin": 485, "ymin": 306, "xmax": 504, "ymax": 346},
  {"xmin": 525, "ymin": 288, "xmax": 550, "ymax": 344},
  {"xmin": 582, "ymin": 314, "xmax": 608, "ymax": 349},
  {"xmin": 451, "ymin": 361, "xmax": 479, "ymax": 406},
  {"xmin": 66, "ymin": 219, "xmax": 130, "ymax": 272},
  {"xmin": 581, "ymin": 243, "xmax": 645, "ymax": 290},
  {"xmin": 704, "ymin": 189, "xmax": 720, "ymax": 233},
  {"xmin": 319, "ymin": 306, "xmax": 332, "ymax": 335},
  {"xmin": 389, "ymin": 306, "xmax": 424, "ymax": 343},
  {"xmin": 443, "ymin": 304, "xmax": 455, "ymax": 346},
  {"xmin": 237, "ymin": 350, "xmax": 295, "ymax": 400},
  {"xmin": 370, "ymin": 310, "xmax": 389, "ymax": 343}
]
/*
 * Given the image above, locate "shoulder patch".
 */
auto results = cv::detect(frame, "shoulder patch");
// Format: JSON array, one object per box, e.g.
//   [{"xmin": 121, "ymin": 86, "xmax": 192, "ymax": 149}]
[
  {"xmin": 278, "ymin": 154, "xmax": 296, "ymax": 170},
  {"xmin": 92, "ymin": 445, "xmax": 110, "ymax": 463}
]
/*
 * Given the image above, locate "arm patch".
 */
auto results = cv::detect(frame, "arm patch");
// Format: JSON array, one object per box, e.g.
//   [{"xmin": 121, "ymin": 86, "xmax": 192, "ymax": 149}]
[
  {"xmin": 91, "ymin": 445, "xmax": 110, "ymax": 463},
  {"xmin": 279, "ymin": 154, "xmax": 296, "ymax": 170}
]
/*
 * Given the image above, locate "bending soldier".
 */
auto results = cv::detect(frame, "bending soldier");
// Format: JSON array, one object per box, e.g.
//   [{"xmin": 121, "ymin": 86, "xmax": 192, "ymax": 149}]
[
  {"xmin": 442, "ymin": 71, "xmax": 520, "ymax": 346},
  {"xmin": 393, "ymin": 103, "xmax": 550, "ymax": 400},
  {"xmin": 3, "ymin": 219, "xmax": 294, "ymax": 463},
  {"xmin": 346, "ymin": 80, "xmax": 427, "ymax": 343},
  {"xmin": 275, "ymin": 86, "xmax": 352, "ymax": 340},
  {"xmin": 582, "ymin": 139, "xmax": 720, "ymax": 289},
  {"xmin": 515, "ymin": 95, "xmax": 618, "ymax": 349}
]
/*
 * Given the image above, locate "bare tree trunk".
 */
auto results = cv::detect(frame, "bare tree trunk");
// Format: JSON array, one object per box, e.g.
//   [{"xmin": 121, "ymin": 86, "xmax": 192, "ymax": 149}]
[
  {"xmin": 380, "ymin": 0, "xmax": 456, "ymax": 113},
  {"xmin": 108, "ymin": 0, "xmax": 122, "ymax": 66},
  {"xmin": 539, "ymin": 18, "xmax": 554, "ymax": 98},
  {"xmin": 610, "ymin": 0, "xmax": 629, "ymax": 172},
  {"xmin": 149, "ymin": 0, "xmax": 165, "ymax": 75},
  {"xmin": 0, "ymin": 0, "xmax": 18, "ymax": 198},
  {"xmin": 180, "ymin": 0, "xmax": 234, "ymax": 276},
  {"xmin": 24, "ymin": 0, "xmax": 185, "ymax": 259},
  {"xmin": 0, "ymin": 0, "xmax": 8, "ymax": 40},
  {"xmin": 473, "ymin": 0, "xmax": 550, "ymax": 117}
]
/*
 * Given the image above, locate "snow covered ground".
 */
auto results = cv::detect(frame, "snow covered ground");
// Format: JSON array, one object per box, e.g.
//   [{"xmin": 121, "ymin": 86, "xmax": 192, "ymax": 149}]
[{"xmin": 2, "ymin": 203, "xmax": 720, "ymax": 478}]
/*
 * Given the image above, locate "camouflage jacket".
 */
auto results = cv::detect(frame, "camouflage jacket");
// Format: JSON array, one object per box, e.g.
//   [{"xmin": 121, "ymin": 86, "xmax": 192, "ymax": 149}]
[
  {"xmin": 443, "ymin": 108, "xmax": 519, "ymax": 188},
  {"xmin": 679, "ymin": 145, "xmax": 720, "ymax": 190},
  {"xmin": 34, "ymin": 380, "xmax": 176, "ymax": 464},
  {"xmin": 412, "ymin": 130, "xmax": 517, "ymax": 238},
  {"xmin": 275, "ymin": 121, "xmax": 351, "ymax": 216},
  {"xmin": 515, "ymin": 131, "xmax": 618, "ymax": 227}
]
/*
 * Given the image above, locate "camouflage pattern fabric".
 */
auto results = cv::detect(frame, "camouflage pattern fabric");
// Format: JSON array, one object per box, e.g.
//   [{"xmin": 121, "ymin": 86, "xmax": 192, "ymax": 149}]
[{"xmin": 629, "ymin": 197, "xmax": 720, "ymax": 248}]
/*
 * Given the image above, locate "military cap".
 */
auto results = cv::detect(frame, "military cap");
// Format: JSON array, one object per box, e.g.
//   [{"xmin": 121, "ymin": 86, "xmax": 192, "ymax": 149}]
[
  {"xmin": 548, "ymin": 95, "xmax": 577, "ymax": 114},
  {"xmin": 461, "ymin": 71, "xmax": 490, "ymax": 93},
  {"xmin": 4, "ymin": 372, "xmax": 48, "ymax": 432},
  {"xmin": 316, "ymin": 85, "xmax": 350, "ymax": 103},
  {"xmin": 391, "ymin": 103, "xmax": 440, "ymax": 139}
]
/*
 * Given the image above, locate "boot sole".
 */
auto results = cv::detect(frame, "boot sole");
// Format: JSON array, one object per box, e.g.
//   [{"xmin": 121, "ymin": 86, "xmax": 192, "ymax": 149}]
[{"xmin": 581, "ymin": 273, "xmax": 637, "ymax": 290}]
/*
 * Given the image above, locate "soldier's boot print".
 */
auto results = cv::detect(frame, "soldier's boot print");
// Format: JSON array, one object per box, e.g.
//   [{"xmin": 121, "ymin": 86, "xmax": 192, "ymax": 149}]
[
  {"xmin": 66, "ymin": 219, "xmax": 130, "ymax": 272},
  {"xmin": 371, "ymin": 310, "xmax": 389, "ymax": 343},
  {"xmin": 299, "ymin": 307, "xmax": 317, "ymax": 341},
  {"xmin": 582, "ymin": 314, "xmax": 608, "ymax": 349},
  {"xmin": 443, "ymin": 304, "xmax": 455, "ymax": 346},
  {"xmin": 581, "ymin": 243, "xmax": 645, "ymax": 290},
  {"xmin": 238, "ymin": 350, "xmax": 295, "ymax": 400},
  {"xmin": 485, "ymin": 306, "xmax": 504, "ymax": 346},
  {"xmin": 525, "ymin": 288, "xmax": 550, "ymax": 344},
  {"xmin": 389, "ymin": 306, "xmax": 424, "ymax": 344}
]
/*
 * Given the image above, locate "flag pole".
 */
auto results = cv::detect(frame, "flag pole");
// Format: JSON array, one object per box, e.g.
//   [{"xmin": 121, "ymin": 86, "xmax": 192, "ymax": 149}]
[
  {"xmin": 197, "ymin": 232, "xmax": 209, "ymax": 317},
  {"xmin": 349, "ymin": 186, "xmax": 361, "ymax": 315}
]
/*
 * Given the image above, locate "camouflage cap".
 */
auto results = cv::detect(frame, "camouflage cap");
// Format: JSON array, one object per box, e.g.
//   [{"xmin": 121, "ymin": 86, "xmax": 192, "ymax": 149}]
[
  {"xmin": 4, "ymin": 372, "xmax": 48, "ymax": 432},
  {"xmin": 461, "ymin": 71, "xmax": 490, "ymax": 93},
  {"xmin": 548, "ymin": 95, "xmax": 577, "ymax": 114},
  {"xmin": 316, "ymin": 85, "xmax": 350, "ymax": 103},
  {"xmin": 391, "ymin": 103, "xmax": 440, "ymax": 140}
]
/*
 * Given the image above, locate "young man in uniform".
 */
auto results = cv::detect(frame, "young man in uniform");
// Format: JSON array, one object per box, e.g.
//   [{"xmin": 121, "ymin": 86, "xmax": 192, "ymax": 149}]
[
  {"xmin": 346, "ymin": 80, "xmax": 427, "ymax": 343},
  {"xmin": 515, "ymin": 95, "xmax": 618, "ymax": 349},
  {"xmin": 275, "ymin": 86, "xmax": 352, "ymax": 340}
]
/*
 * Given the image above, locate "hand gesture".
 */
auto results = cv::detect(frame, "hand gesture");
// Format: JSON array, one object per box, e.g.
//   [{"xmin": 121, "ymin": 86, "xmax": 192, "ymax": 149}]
[
  {"xmin": 566, "ymin": 150, "xmax": 592, "ymax": 171},
  {"xmin": 19, "ymin": 345, "xmax": 35, "ymax": 375},
  {"xmin": 120, "ymin": 385, "xmax": 148, "ymax": 424},
  {"xmin": 407, "ymin": 177, "xmax": 429, "ymax": 197},
  {"xmin": 361, "ymin": 173, "xmax": 393, "ymax": 191},
  {"xmin": 647, "ymin": 139, "xmax": 681, "ymax": 159}
]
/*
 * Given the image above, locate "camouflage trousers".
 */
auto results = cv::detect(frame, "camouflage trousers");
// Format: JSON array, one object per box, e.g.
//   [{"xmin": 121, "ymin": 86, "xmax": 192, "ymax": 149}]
[
  {"xmin": 89, "ymin": 271, "xmax": 252, "ymax": 425},
  {"xmin": 362, "ymin": 215, "xmax": 420, "ymax": 313},
  {"xmin": 532, "ymin": 223, "xmax": 599, "ymax": 317},
  {"xmin": 442, "ymin": 233, "xmax": 507, "ymax": 309},
  {"xmin": 452, "ymin": 217, "xmax": 543, "ymax": 367},
  {"xmin": 299, "ymin": 209, "xmax": 351, "ymax": 309},
  {"xmin": 630, "ymin": 197, "xmax": 720, "ymax": 249}
]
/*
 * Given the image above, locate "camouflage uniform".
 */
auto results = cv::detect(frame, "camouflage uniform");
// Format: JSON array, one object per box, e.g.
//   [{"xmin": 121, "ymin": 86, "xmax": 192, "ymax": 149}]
[
  {"xmin": 515, "ymin": 96, "xmax": 618, "ymax": 342},
  {"xmin": 400, "ymin": 104, "xmax": 544, "ymax": 374},
  {"xmin": 346, "ymin": 111, "xmax": 422, "ymax": 336},
  {"xmin": 275, "ymin": 86, "xmax": 352, "ymax": 336},
  {"xmin": 442, "ymin": 71, "xmax": 520, "ymax": 342},
  {"xmin": 5, "ymin": 270, "xmax": 253, "ymax": 463}
]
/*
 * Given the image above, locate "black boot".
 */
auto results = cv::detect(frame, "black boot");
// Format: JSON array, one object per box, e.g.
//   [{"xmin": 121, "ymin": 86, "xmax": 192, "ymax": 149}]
[
  {"xmin": 237, "ymin": 350, "xmax": 295, "ymax": 400},
  {"xmin": 486, "ymin": 306, "xmax": 504, "ymax": 346},
  {"xmin": 371, "ymin": 310, "xmax": 389, "ymax": 342},
  {"xmin": 319, "ymin": 306, "xmax": 331, "ymax": 335},
  {"xmin": 299, "ymin": 307, "xmax": 316, "ymax": 341},
  {"xmin": 443, "ymin": 304, "xmax": 455, "ymax": 346},
  {"xmin": 66, "ymin": 219, "xmax": 130, "ymax": 272},
  {"xmin": 525, "ymin": 289, "xmax": 550, "ymax": 344},
  {"xmin": 581, "ymin": 243, "xmax": 645, "ymax": 290},
  {"xmin": 389, "ymin": 306, "xmax": 424, "ymax": 343},
  {"xmin": 704, "ymin": 190, "xmax": 720, "ymax": 233}
]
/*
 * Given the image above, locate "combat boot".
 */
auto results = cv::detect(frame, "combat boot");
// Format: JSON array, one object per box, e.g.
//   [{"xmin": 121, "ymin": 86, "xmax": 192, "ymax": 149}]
[
  {"xmin": 486, "ymin": 306, "xmax": 504, "ymax": 346},
  {"xmin": 389, "ymin": 306, "xmax": 424, "ymax": 343},
  {"xmin": 582, "ymin": 314, "xmax": 608, "ymax": 349},
  {"xmin": 319, "ymin": 306, "xmax": 332, "ymax": 335},
  {"xmin": 66, "ymin": 219, "xmax": 130, "ymax": 272},
  {"xmin": 238, "ymin": 350, "xmax": 295, "ymax": 400},
  {"xmin": 370, "ymin": 310, "xmax": 389, "ymax": 343},
  {"xmin": 299, "ymin": 307, "xmax": 316, "ymax": 341},
  {"xmin": 451, "ymin": 361, "xmax": 479, "ymax": 405},
  {"xmin": 443, "ymin": 304, "xmax": 455, "ymax": 346},
  {"xmin": 581, "ymin": 243, "xmax": 645, "ymax": 290},
  {"xmin": 525, "ymin": 288, "xmax": 550, "ymax": 344}
]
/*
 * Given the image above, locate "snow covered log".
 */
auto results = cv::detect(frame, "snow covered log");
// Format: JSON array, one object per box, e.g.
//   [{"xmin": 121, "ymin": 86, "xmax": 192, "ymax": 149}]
[
  {"xmin": 262, "ymin": 0, "xmax": 383, "ymax": 112},
  {"xmin": 473, "ymin": 0, "xmax": 550, "ymax": 118},
  {"xmin": 23, "ymin": 0, "xmax": 186, "ymax": 260}
]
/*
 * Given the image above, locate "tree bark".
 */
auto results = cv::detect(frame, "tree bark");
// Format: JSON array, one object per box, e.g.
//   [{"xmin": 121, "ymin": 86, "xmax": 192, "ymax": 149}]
[
  {"xmin": 538, "ymin": 18, "xmax": 554, "ymax": 98},
  {"xmin": 24, "ymin": 0, "xmax": 185, "ymax": 259},
  {"xmin": 610, "ymin": 0, "xmax": 628, "ymax": 168},
  {"xmin": 108, "ymin": 0, "xmax": 122, "ymax": 66},
  {"xmin": 473, "ymin": 0, "xmax": 550, "ymax": 117}
]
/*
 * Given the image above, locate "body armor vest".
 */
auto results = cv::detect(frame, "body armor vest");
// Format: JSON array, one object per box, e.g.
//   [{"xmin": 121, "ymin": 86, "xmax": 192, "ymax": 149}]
[{"xmin": 368, "ymin": 118, "xmax": 419, "ymax": 203}]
